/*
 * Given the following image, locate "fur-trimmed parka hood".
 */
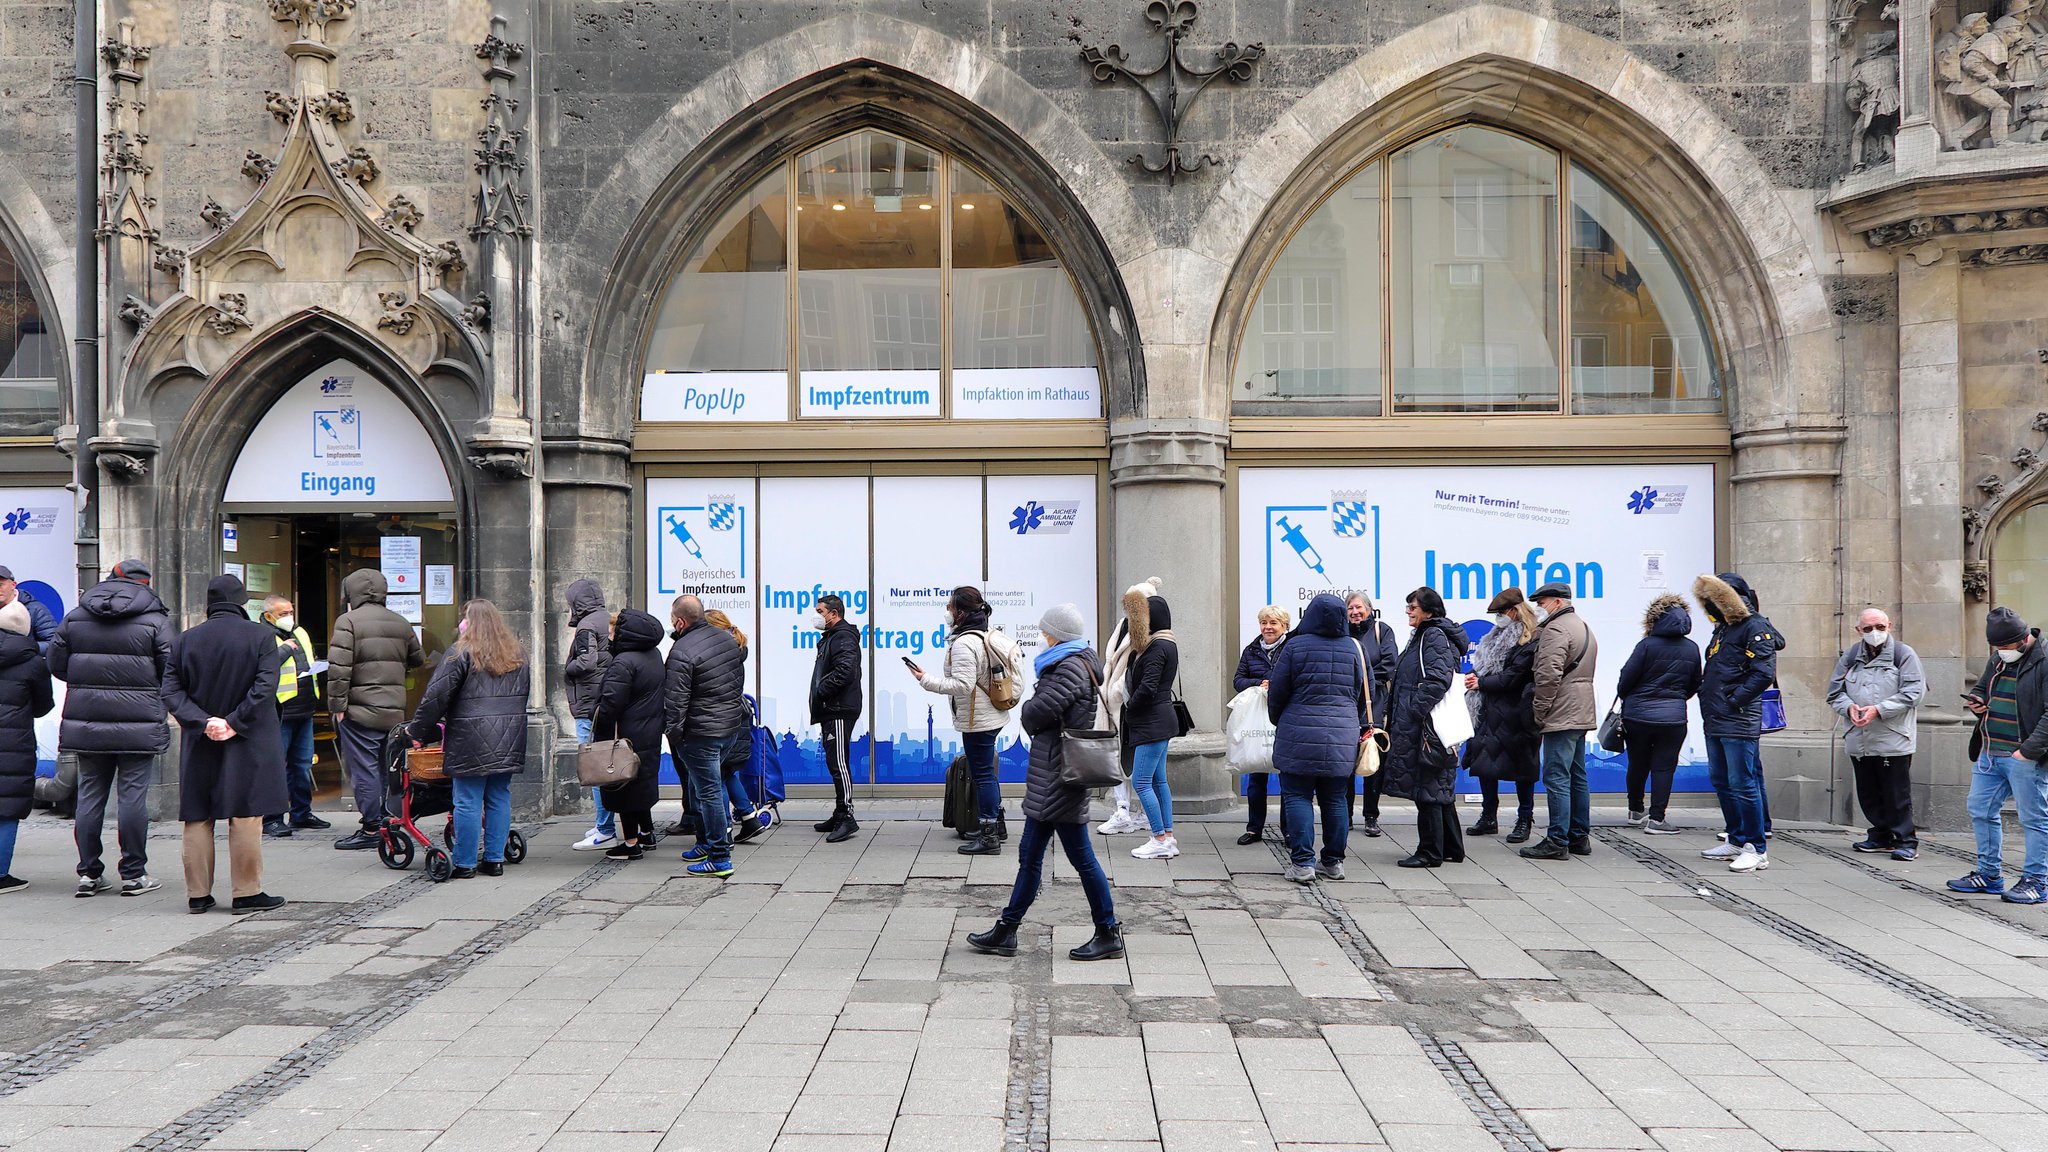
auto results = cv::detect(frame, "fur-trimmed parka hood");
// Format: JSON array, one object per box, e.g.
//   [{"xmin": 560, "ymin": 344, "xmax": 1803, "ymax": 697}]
[
  {"xmin": 1694, "ymin": 574, "xmax": 1750, "ymax": 625},
  {"xmin": 1120, "ymin": 577, "xmax": 1162, "ymax": 652},
  {"xmin": 1643, "ymin": 594, "xmax": 1692, "ymax": 636}
]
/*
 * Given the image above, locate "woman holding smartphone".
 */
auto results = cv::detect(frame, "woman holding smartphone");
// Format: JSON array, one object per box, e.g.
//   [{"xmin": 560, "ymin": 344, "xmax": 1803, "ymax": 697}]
[{"xmin": 907, "ymin": 587, "xmax": 1009, "ymax": 856}]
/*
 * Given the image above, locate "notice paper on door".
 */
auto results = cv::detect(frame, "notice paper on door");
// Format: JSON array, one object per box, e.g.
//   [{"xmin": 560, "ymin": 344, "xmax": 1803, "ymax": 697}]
[
  {"xmin": 381, "ymin": 536, "xmax": 422, "ymax": 594},
  {"xmin": 425, "ymin": 565, "xmax": 454, "ymax": 605},
  {"xmin": 388, "ymin": 593, "xmax": 423, "ymax": 624}
]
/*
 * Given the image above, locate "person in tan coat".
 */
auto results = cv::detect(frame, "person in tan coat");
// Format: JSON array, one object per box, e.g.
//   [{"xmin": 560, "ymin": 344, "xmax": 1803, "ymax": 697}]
[{"xmin": 1520, "ymin": 581, "xmax": 1598, "ymax": 861}]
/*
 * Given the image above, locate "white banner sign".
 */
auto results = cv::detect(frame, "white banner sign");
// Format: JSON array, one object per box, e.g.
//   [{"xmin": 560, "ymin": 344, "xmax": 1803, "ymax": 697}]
[
  {"xmin": 952, "ymin": 367, "xmax": 1101, "ymax": 420},
  {"xmin": 224, "ymin": 359, "xmax": 454, "ymax": 504},
  {"xmin": 798, "ymin": 371, "xmax": 942, "ymax": 419},
  {"xmin": 1237, "ymin": 464, "xmax": 1718, "ymax": 791},
  {"xmin": 640, "ymin": 371, "xmax": 790, "ymax": 422}
]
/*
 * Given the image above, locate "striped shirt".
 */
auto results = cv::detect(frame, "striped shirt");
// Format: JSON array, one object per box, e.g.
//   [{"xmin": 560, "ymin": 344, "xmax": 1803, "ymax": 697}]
[{"xmin": 1986, "ymin": 665, "xmax": 2026, "ymax": 757}]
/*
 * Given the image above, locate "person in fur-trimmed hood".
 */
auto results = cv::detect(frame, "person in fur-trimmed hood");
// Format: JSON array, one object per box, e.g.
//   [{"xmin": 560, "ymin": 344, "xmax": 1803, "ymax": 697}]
[
  {"xmin": 1695, "ymin": 572, "xmax": 1781, "ymax": 873},
  {"xmin": 1095, "ymin": 578, "xmax": 1162, "ymax": 835},
  {"xmin": 1616, "ymin": 593, "xmax": 1703, "ymax": 834},
  {"xmin": 1121, "ymin": 589, "xmax": 1183, "ymax": 859}
]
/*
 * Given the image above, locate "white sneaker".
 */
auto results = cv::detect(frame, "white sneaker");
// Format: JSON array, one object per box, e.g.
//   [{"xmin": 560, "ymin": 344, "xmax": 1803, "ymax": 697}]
[
  {"xmin": 1701, "ymin": 842, "xmax": 1743, "ymax": 859},
  {"xmin": 1728, "ymin": 846, "xmax": 1769, "ymax": 873},
  {"xmin": 573, "ymin": 830, "xmax": 616, "ymax": 851},
  {"xmin": 1097, "ymin": 810, "xmax": 1139, "ymax": 835},
  {"xmin": 1132, "ymin": 837, "xmax": 1178, "ymax": 860},
  {"xmin": 1716, "ymin": 830, "xmax": 1729, "ymax": 842}
]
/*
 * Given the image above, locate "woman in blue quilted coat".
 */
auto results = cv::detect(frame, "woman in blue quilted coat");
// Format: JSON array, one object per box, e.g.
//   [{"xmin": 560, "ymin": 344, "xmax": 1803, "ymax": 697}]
[{"xmin": 1267, "ymin": 593, "xmax": 1374, "ymax": 884}]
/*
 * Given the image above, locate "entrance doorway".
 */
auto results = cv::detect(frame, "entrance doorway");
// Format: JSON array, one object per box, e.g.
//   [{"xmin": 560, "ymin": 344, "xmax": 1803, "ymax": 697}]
[{"xmin": 223, "ymin": 512, "xmax": 460, "ymax": 807}]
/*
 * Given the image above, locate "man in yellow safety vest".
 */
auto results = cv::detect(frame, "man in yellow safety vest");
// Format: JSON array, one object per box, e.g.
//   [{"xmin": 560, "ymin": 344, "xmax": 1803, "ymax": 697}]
[{"xmin": 261, "ymin": 595, "xmax": 328, "ymax": 838}]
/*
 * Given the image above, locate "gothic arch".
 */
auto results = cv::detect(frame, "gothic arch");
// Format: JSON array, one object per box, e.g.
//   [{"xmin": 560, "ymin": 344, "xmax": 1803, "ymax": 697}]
[
  {"xmin": 561, "ymin": 21, "xmax": 1148, "ymax": 438},
  {"xmin": 0, "ymin": 157, "xmax": 74, "ymax": 412},
  {"xmin": 148, "ymin": 312, "xmax": 476, "ymax": 619},
  {"xmin": 1199, "ymin": 6, "xmax": 1832, "ymax": 432}
]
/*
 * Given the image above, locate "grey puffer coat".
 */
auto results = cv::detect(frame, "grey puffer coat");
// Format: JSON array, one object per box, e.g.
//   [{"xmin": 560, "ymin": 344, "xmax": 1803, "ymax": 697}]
[
  {"xmin": 664, "ymin": 620, "xmax": 748, "ymax": 740},
  {"xmin": 329, "ymin": 570, "xmax": 425, "ymax": 732},
  {"xmin": 564, "ymin": 579, "xmax": 611, "ymax": 721},
  {"xmin": 405, "ymin": 648, "xmax": 530, "ymax": 777},
  {"xmin": 1020, "ymin": 648, "xmax": 1103, "ymax": 825}
]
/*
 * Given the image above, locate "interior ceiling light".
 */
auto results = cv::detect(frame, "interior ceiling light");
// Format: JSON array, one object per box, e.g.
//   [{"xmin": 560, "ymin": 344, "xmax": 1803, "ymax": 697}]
[
  {"xmin": 831, "ymin": 203, "xmax": 847, "ymax": 211},
  {"xmin": 918, "ymin": 203, "xmax": 932, "ymax": 210},
  {"xmin": 960, "ymin": 202, "xmax": 975, "ymax": 209}
]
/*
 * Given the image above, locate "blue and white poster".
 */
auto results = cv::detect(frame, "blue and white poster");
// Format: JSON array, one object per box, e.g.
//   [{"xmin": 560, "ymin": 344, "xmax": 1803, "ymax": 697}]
[
  {"xmin": 0, "ymin": 486, "xmax": 74, "ymax": 776},
  {"xmin": 643, "ymin": 476, "xmax": 758, "ymax": 785},
  {"xmin": 1237, "ymin": 465, "xmax": 1718, "ymax": 793},
  {"xmin": 872, "ymin": 476, "xmax": 979, "ymax": 785},
  {"xmin": 223, "ymin": 359, "xmax": 454, "ymax": 505},
  {"xmin": 758, "ymin": 477, "xmax": 872, "ymax": 787}
]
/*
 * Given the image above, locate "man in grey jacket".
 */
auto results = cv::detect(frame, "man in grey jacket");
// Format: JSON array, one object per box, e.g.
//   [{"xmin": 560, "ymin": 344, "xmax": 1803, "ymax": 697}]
[
  {"xmin": 663, "ymin": 594, "xmax": 747, "ymax": 878},
  {"xmin": 1827, "ymin": 608, "xmax": 1925, "ymax": 861},
  {"xmin": 1522, "ymin": 581, "xmax": 1598, "ymax": 861},
  {"xmin": 563, "ymin": 579, "xmax": 617, "ymax": 851}
]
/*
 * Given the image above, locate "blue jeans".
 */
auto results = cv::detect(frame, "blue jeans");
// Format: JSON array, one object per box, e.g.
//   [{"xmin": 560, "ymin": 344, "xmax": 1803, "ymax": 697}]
[
  {"xmin": 1541, "ymin": 730, "xmax": 1590, "ymax": 846},
  {"xmin": 277, "ymin": 715, "xmax": 316, "ymax": 823},
  {"xmin": 1002, "ymin": 817, "xmax": 1117, "ymax": 929},
  {"xmin": 1706, "ymin": 736, "xmax": 1767, "ymax": 852},
  {"xmin": 1279, "ymin": 772, "xmax": 1351, "ymax": 867},
  {"xmin": 576, "ymin": 718, "xmax": 615, "ymax": 837},
  {"xmin": 450, "ymin": 774, "xmax": 512, "ymax": 869},
  {"xmin": 0, "ymin": 817, "xmax": 17, "ymax": 876},
  {"xmin": 723, "ymin": 762, "xmax": 755, "ymax": 815},
  {"xmin": 679, "ymin": 734, "xmax": 733, "ymax": 864},
  {"xmin": 964, "ymin": 729, "xmax": 1001, "ymax": 823},
  {"xmin": 1129, "ymin": 740, "xmax": 1172, "ymax": 834},
  {"xmin": 1969, "ymin": 751, "xmax": 2048, "ymax": 882}
]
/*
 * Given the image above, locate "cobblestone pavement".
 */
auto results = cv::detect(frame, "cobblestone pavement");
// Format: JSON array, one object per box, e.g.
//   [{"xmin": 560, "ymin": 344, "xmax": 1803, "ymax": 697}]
[{"xmin": 3, "ymin": 802, "xmax": 2048, "ymax": 1152}]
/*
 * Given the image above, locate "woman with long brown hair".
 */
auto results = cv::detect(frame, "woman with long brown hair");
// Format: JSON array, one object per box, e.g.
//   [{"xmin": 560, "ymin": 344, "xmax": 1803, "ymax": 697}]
[{"xmin": 404, "ymin": 599, "xmax": 530, "ymax": 878}]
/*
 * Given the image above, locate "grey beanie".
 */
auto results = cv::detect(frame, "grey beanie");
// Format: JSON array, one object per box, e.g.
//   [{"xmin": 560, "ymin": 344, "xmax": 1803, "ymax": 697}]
[
  {"xmin": 1988, "ymin": 606, "xmax": 2030, "ymax": 646},
  {"xmin": 1040, "ymin": 603, "xmax": 1087, "ymax": 644}
]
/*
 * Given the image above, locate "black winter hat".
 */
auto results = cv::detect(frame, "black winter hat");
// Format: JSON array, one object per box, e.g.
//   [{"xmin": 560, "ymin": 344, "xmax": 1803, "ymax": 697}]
[
  {"xmin": 1988, "ymin": 606, "xmax": 2030, "ymax": 646},
  {"xmin": 207, "ymin": 574, "xmax": 249, "ymax": 608},
  {"xmin": 112, "ymin": 558, "xmax": 153, "ymax": 584},
  {"xmin": 1146, "ymin": 595, "xmax": 1172, "ymax": 632}
]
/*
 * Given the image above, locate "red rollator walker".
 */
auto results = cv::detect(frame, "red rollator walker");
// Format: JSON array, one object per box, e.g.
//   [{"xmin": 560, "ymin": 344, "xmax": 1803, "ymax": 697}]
[{"xmin": 376, "ymin": 729, "xmax": 526, "ymax": 881}]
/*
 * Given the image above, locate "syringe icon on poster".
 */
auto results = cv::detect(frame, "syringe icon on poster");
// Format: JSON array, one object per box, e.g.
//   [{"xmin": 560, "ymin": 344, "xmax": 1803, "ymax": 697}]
[
  {"xmin": 665, "ymin": 515, "xmax": 706, "ymax": 564},
  {"xmin": 1275, "ymin": 516, "xmax": 1331, "ymax": 583}
]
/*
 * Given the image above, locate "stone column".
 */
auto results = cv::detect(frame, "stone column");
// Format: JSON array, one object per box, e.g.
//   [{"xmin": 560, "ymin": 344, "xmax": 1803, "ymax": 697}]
[
  {"xmin": 1896, "ymin": 248, "xmax": 1974, "ymax": 827},
  {"xmin": 1895, "ymin": 0, "xmax": 1941, "ymax": 169},
  {"xmin": 540, "ymin": 438, "xmax": 632, "ymax": 815},
  {"xmin": 1110, "ymin": 418, "xmax": 1231, "ymax": 813}
]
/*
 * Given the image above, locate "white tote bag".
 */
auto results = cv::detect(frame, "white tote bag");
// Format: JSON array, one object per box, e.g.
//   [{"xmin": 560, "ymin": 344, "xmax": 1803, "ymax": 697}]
[
  {"xmin": 1225, "ymin": 686, "xmax": 1276, "ymax": 773},
  {"xmin": 1429, "ymin": 670, "xmax": 1474, "ymax": 747}
]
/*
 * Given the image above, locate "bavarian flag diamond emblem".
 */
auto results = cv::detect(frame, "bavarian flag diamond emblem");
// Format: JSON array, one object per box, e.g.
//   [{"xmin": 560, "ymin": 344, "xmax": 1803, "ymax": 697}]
[{"xmin": 1330, "ymin": 492, "xmax": 1370, "ymax": 538}]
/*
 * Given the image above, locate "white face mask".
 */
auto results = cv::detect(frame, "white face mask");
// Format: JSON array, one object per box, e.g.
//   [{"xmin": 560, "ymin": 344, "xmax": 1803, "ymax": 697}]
[
  {"xmin": 1862, "ymin": 629, "xmax": 1887, "ymax": 648},
  {"xmin": 275, "ymin": 614, "xmax": 295, "ymax": 632},
  {"xmin": 1496, "ymin": 614, "xmax": 1515, "ymax": 627},
  {"xmin": 2000, "ymin": 647, "xmax": 2024, "ymax": 664},
  {"xmin": 1532, "ymin": 606, "xmax": 1550, "ymax": 624}
]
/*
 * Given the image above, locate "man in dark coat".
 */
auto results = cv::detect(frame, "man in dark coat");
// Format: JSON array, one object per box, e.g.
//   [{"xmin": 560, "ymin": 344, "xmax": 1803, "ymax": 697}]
[
  {"xmin": 164, "ymin": 575, "xmax": 287, "ymax": 914},
  {"xmin": 1383, "ymin": 589, "xmax": 1470, "ymax": 868},
  {"xmin": 808, "ymin": 593, "xmax": 864, "ymax": 842},
  {"xmin": 563, "ymin": 578, "xmax": 618, "ymax": 851},
  {"xmin": 51, "ymin": 558, "xmax": 175, "ymax": 897},
  {"xmin": 666, "ymin": 594, "xmax": 748, "ymax": 875},
  {"xmin": 0, "ymin": 600, "xmax": 53, "ymax": 892},
  {"xmin": 1267, "ymin": 593, "xmax": 1370, "ymax": 883},
  {"xmin": 328, "ymin": 569, "xmax": 425, "ymax": 849}
]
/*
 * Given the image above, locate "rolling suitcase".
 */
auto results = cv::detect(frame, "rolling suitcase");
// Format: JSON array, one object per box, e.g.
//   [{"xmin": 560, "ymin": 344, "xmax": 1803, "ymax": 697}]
[{"xmin": 942, "ymin": 754, "xmax": 978, "ymax": 837}]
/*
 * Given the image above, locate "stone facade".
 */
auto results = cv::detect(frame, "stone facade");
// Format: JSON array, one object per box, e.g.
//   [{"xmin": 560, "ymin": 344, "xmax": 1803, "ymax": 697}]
[{"xmin": 0, "ymin": 0, "xmax": 2033, "ymax": 827}]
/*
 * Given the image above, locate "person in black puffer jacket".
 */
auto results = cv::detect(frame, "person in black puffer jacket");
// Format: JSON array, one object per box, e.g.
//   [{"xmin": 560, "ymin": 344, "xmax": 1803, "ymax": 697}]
[
  {"xmin": 808, "ymin": 594, "xmax": 864, "ymax": 841},
  {"xmin": 592, "ymin": 608, "xmax": 665, "ymax": 860},
  {"xmin": 1267, "ymin": 593, "xmax": 1370, "ymax": 884},
  {"xmin": 404, "ymin": 600, "xmax": 530, "ymax": 878},
  {"xmin": 665, "ymin": 594, "xmax": 748, "ymax": 875},
  {"xmin": 1616, "ymin": 594, "xmax": 1703, "ymax": 833},
  {"xmin": 965, "ymin": 604, "xmax": 1122, "ymax": 963},
  {"xmin": 0, "ymin": 600, "xmax": 53, "ymax": 892},
  {"xmin": 1123, "ymin": 592, "xmax": 1182, "ymax": 859},
  {"xmin": 562, "ymin": 578, "xmax": 617, "ymax": 850},
  {"xmin": 1463, "ymin": 589, "xmax": 1540, "ymax": 842},
  {"xmin": 1383, "ymin": 587, "xmax": 1471, "ymax": 869},
  {"xmin": 51, "ymin": 559, "xmax": 175, "ymax": 894}
]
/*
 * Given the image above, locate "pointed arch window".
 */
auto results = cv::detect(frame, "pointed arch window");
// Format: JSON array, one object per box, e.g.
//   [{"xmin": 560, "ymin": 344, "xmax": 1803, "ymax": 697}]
[
  {"xmin": 642, "ymin": 130, "xmax": 1100, "ymax": 422},
  {"xmin": 0, "ymin": 238, "xmax": 60, "ymax": 438},
  {"xmin": 1236, "ymin": 125, "xmax": 1720, "ymax": 417}
]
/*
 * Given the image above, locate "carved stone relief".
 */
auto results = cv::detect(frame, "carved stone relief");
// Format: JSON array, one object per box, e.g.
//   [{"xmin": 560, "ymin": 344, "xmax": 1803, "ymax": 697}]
[{"xmin": 1934, "ymin": 0, "xmax": 2048, "ymax": 151}]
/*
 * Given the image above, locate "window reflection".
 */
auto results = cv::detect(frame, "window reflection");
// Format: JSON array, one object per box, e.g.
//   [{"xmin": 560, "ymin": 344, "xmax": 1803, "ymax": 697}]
[
  {"xmin": 951, "ymin": 167, "xmax": 1098, "ymax": 417},
  {"xmin": 1240, "ymin": 162, "xmax": 1379, "ymax": 408},
  {"xmin": 0, "ymin": 242, "xmax": 59, "ymax": 438},
  {"xmin": 1998, "ymin": 505, "xmax": 2048, "ymax": 631},
  {"xmin": 1568, "ymin": 165, "xmax": 1720, "ymax": 414},
  {"xmin": 1391, "ymin": 128, "xmax": 1559, "ymax": 413}
]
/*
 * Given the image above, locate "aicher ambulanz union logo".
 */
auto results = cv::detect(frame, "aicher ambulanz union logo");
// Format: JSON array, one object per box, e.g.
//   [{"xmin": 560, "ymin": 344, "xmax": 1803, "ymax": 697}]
[
  {"xmin": 2, "ymin": 506, "xmax": 56, "ymax": 536},
  {"xmin": 1010, "ymin": 500, "xmax": 1081, "ymax": 535},
  {"xmin": 3, "ymin": 509, "xmax": 30, "ymax": 535},
  {"xmin": 318, "ymin": 375, "xmax": 354, "ymax": 397},
  {"xmin": 1627, "ymin": 484, "xmax": 1688, "ymax": 515}
]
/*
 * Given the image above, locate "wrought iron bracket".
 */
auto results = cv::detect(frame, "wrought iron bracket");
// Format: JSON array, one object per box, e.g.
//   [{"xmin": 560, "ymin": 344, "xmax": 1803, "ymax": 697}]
[{"xmin": 1081, "ymin": 1, "xmax": 1263, "ymax": 184}]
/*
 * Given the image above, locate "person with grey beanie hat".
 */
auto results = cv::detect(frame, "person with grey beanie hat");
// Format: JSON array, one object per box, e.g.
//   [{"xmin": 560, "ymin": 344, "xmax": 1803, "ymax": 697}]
[
  {"xmin": 1951, "ymin": 606, "xmax": 2048, "ymax": 902},
  {"xmin": 966, "ymin": 604, "xmax": 1123, "ymax": 963}
]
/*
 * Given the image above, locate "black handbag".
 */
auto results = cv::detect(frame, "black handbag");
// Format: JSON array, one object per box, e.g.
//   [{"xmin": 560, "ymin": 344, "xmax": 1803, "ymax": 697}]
[
  {"xmin": 1598, "ymin": 700, "xmax": 1627, "ymax": 754},
  {"xmin": 1059, "ymin": 663, "xmax": 1126, "ymax": 790},
  {"xmin": 1170, "ymin": 673, "xmax": 1195, "ymax": 738},
  {"xmin": 1420, "ymin": 725, "xmax": 1459, "ymax": 775}
]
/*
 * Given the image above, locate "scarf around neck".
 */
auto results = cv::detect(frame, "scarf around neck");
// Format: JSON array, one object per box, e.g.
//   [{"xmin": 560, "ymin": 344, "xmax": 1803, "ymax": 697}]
[{"xmin": 1035, "ymin": 638, "xmax": 1089, "ymax": 676}]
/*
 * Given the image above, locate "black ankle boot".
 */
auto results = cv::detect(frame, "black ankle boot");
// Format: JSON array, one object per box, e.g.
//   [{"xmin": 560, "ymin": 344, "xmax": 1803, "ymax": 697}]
[
  {"xmin": 967, "ymin": 919, "xmax": 1020, "ymax": 956},
  {"xmin": 813, "ymin": 809, "xmax": 846, "ymax": 834},
  {"xmin": 1505, "ymin": 817, "xmax": 1533, "ymax": 844},
  {"xmin": 1467, "ymin": 817, "xmax": 1499, "ymax": 836},
  {"xmin": 1069, "ymin": 924, "xmax": 1125, "ymax": 962},
  {"xmin": 995, "ymin": 811, "xmax": 1008, "ymax": 841},
  {"xmin": 958, "ymin": 822, "xmax": 1001, "ymax": 856}
]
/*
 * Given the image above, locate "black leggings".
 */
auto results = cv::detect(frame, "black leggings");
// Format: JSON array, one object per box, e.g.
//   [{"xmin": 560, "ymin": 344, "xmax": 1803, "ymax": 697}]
[
  {"xmin": 1245, "ymin": 773, "xmax": 1271, "ymax": 832},
  {"xmin": 615, "ymin": 808, "xmax": 654, "ymax": 843},
  {"xmin": 1478, "ymin": 778, "xmax": 1534, "ymax": 822},
  {"xmin": 1623, "ymin": 721, "xmax": 1687, "ymax": 820}
]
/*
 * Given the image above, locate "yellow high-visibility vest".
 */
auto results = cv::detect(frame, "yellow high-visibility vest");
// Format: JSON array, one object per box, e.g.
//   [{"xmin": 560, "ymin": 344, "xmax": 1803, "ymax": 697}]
[{"xmin": 274, "ymin": 625, "xmax": 320, "ymax": 705}]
